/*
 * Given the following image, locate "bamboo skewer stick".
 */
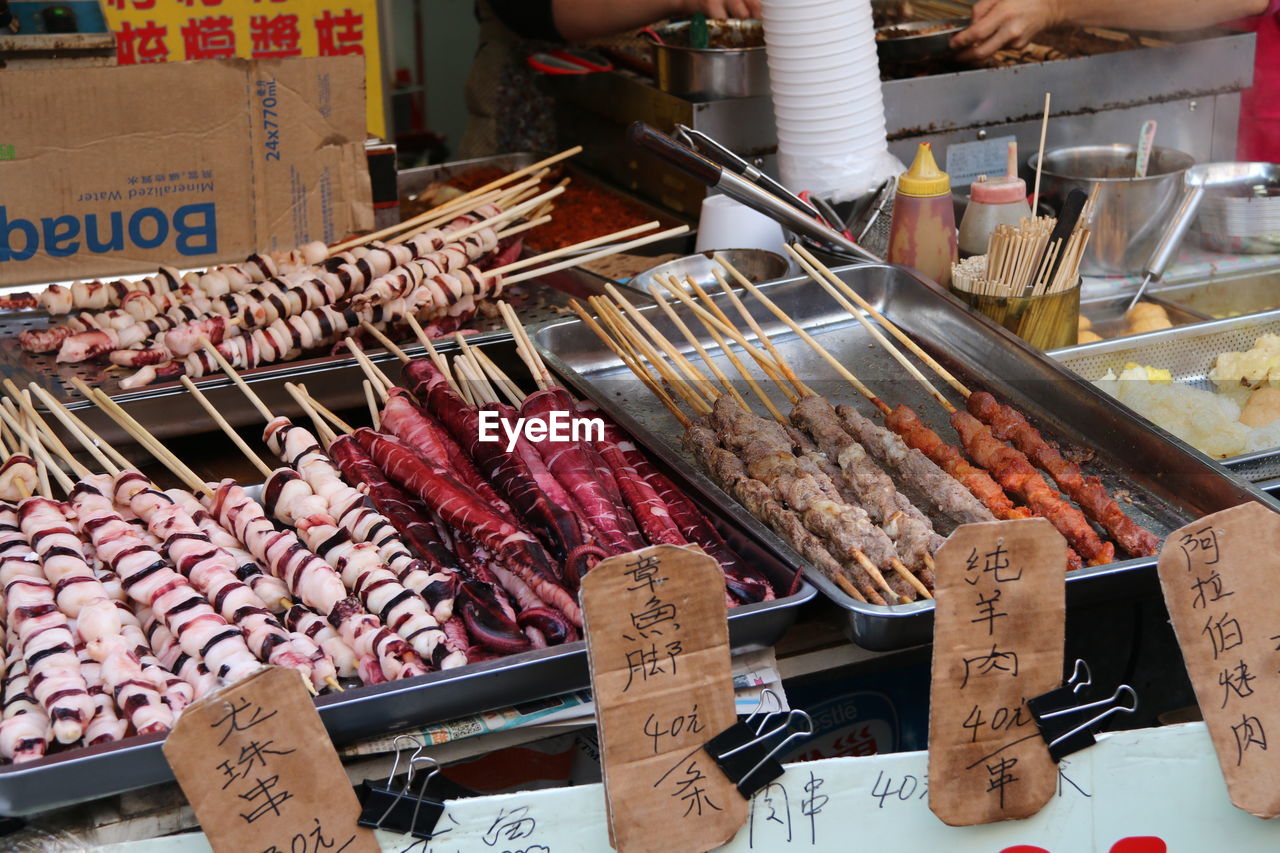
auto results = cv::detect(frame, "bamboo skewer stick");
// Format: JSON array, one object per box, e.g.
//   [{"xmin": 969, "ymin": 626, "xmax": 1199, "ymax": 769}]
[
  {"xmin": 196, "ymin": 338, "xmax": 275, "ymax": 422},
  {"xmin": 655, "ymin": 279, "xmax": 800, "ymax": 405},
  {"xmin": 710, "ymin": 267, "xmax": 807, "ymax": 398},
  {"xmin": 402, "ymin": 315, "xmax": 461, "ymax": 395},
  {"xmin": 789, "ymin": 243, "xmax": 974, "ymax": 400},
  {"xmin": 494, "ymin": 221, "xmax": 662, "ymax": 277},
  {"xmin": 658, "ymin": 275, "xmax": 781, "ymax": 411},
  {"xmin": 455, "ymin": 336, "xmax": 525, "ymax": 406},
  {"xmin": 359, "ymin": 321, "xmax": 411, "ymax": 364},
  {"xmin": 283, "ymin": 385, "xmax": 339, "ymax": 448},
  {"xmin": 285, "ymin": 384, "xmax": 355, "ymax": 436},
  {"xmin": 568, "ymin": 300, "xmax": 689, "ymax": 428},
  {"xmin": 603, "ymin": 285, "xmax": 718, "ymax": 400},
  {"xmin": 495, "ymin": 214, "xmax": 553, "ymax": 242},
  {"xmin": 647, "ymin": 285, "xmax": 752, "ymax": 413},
  {"xmin": 331, "ymin": 142, "xmax": 580, "ymax": 252},
  {"xmin": 0, "ymin": 406, "xmax": 74, "ymax": 492},
  {"xmin": 9, "ymin": 401, "xmax": 88, "ymax": 481},
  {"xmin": 592, "ymin": 297, "xmax": 712, "ymax": 416},
  {"xmin": 73, "ymin": 382, "xmax": 210, "ymax": 496},
  {"xmin": 497, "ymin": 225, "xmax": 690, "ymax": 287},
  {"xmin": 782, "ymin": 252, "xmax": 957, "ymax": 413},
  {"xmin": 685, "ymin": 276, "xmax": 797, "ymax": 402},
  {"xmin": 25, "ymin": 385, "xmax": 122, "ymax": 476},
  {"xmin": 393, "ymin": 185, "xmax": 565, "ymax": 248},
  {"xmin": 497, "ymin": 302, "xmax": 555, "ymax": 392},
  {"xmin": 363, "ymin": 381, "xmax": 382, "ymax": 430},
  {"xmin": 179, "ymin": 376, "xmax": 274, "ymax": 479},
  {"xmin": 454, "ymin": 353, "xmax": 499, "ymax": 407},
  {"xmin": 3, "ymin": 383, "xmax": 83, "ymax": 474},
  {"xmin": 1032, "ymin": 92, "xmax": 1051, "ymax": 208},
  {"xmin": 343, "ymin": 339, "xmax": 394, "ymax": 400},
  {"xmin": 26, "ymin": 385, "xmax": 133, "ymax": 472}
]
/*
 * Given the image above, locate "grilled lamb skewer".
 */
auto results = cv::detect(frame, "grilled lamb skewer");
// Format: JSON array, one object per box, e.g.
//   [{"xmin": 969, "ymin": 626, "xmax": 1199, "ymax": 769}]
[
  {"xmin": 709, "ymin": 396, "xmax": 919, "ymax": 603},
  {"xmin": 790, "ymin": 395, "xmax": 943, "ymax": 587},
  {"xmin": 682, "ymin": 422, "xmax": 881, "ymax": 604},
  {"xmin": 832, "ymin": 404, "xmax": 993, "ymax": 527}
]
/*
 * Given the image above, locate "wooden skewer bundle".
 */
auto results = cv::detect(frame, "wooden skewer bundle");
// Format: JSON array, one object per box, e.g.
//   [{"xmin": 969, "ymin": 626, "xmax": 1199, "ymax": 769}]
[{"xmin": 950, "ymin": 214, "xmax": 1092, "ymax": 349}]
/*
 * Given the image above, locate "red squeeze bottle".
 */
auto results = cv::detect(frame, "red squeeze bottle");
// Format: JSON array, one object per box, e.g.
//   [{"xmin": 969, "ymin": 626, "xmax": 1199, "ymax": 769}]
[{"xmin": 887, "ymin": 143, "xmax": 958, "ymax": 287}]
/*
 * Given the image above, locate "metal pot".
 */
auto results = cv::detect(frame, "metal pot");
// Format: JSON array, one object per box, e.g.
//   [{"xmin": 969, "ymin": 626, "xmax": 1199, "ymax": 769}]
[
  {"xmin": 1032, "ymin": 144, "xmax": 1195, "ymax": 277},
  {"xmin": 651, "ymin": 19, "xmax": 769, "ymax": 100}
]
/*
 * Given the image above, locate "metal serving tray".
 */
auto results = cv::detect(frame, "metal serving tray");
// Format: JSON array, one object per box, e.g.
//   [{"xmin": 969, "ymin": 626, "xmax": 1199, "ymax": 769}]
[
  {"xmin": 1051, "ymin": 310, "xmax": 1280, "ymax": 482},
  {"xmin": 0, "ymin": 271, "xmax": 591, "ymax": 449},
  {"xmin": 1150, "ymin": 268, "xmax": 1280, "ymax": 320},
  {"xmin": 0, "ymin": 150, "xmax": 686, "ymax": 447},
  {"xmin": 0, "ymin": 337, "xmax": 814, "ymax": 815},
  {"xmin": 533, "ymin": 264, "xmax": 1274, "ymax": 651}
]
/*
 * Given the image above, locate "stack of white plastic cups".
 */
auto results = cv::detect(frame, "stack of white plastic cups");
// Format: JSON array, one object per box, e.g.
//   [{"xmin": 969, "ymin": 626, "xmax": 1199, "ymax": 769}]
[{"xmin": 761, "ymin": 0, "xmax": 902, "ymax": 202}]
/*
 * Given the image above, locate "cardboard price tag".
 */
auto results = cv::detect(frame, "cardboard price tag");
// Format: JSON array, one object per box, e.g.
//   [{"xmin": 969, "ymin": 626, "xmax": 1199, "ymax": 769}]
[
  {"xmin": 1157, "ymin": 501, "xmax": 1280, "ymax": 818},
  {"xmin": 581, "ymin": 544, "xmax": 747, "ymax": 853},
  {"xmin": 927, "ymin": 518, "xmax": 1066, "ymax": 826},
  {"xmin": 163, "ymin": 666, "xmax": 378, "ymax": 853}
]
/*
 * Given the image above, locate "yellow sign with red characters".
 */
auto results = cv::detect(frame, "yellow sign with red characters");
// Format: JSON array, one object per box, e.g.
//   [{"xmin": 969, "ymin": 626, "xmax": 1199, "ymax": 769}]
[{"xmin": 101, "ymin": 0, "xmax": 386, "ymax": 138}]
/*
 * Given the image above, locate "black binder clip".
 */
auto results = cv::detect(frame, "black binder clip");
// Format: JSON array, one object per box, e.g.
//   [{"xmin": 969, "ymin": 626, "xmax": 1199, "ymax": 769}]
[
  {"xmin": 703, "ymin": 692, "xmax": 813, "ymax": 798},
  {"xmin": 1029, "ymin": 661, "xmax": 1138, "ymax": 762},
  {"xmin": 357, "ymin": 736, "xmax": 451, "ymax": 839}
]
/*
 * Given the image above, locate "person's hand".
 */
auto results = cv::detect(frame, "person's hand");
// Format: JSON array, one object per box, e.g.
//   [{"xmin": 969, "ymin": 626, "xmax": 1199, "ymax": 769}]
[
  {"xmin": 681, "ymin": 0, "xmax": 762, "ymax": 20},
  {"xmin": 950, "ymin": 0, "xmax": 1059, "ymax": 61}
]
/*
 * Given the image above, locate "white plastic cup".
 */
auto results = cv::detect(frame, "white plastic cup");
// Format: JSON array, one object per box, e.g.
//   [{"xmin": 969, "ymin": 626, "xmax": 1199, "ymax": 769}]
[{"xmin": 695, "ymin": 193, "xmax": 787, "ymax": 255}]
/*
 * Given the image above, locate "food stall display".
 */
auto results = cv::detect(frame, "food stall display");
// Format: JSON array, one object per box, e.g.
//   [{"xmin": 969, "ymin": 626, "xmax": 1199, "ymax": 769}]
[
  {"xmin": 0, "ymin": 324, "xmax": 812, "ymax": 813},
  {"xmin": 535, "ymin": 256, "xmax": 1267, "ymax": 649}
]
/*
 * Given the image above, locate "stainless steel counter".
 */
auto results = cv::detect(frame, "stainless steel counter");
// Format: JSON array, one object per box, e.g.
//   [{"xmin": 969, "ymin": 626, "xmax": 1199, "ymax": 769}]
[{"xmin": 546, "ymin": 29, "xmax": 1255, "ymax": 214}]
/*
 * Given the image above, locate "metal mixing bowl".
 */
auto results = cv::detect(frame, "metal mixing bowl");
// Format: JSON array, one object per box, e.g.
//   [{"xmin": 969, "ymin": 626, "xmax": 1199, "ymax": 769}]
[
  {"xmin": 630, "ymin": 249, "xmax": 790, "ymax": 292},
  {"xmin": 1033, "ymin": 144, "xmax": 1195, "ymax": 277}
]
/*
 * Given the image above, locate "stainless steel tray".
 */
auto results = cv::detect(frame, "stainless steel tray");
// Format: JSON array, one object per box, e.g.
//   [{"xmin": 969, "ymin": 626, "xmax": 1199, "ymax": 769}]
[
  {"xmin": 0, "ymin": 337, "xmax": 814, "ymax": 815},
  {"xmin": 1051, "ymin": 310, "xmax": 1280, "ymax": 482},
  {"xmin": 533, "ymin": 264, "xmax": 1274, "ymax": 650},
  {"xmin": 1150, "ymin": 268, "xmax": 1280, "ymax": 320}
]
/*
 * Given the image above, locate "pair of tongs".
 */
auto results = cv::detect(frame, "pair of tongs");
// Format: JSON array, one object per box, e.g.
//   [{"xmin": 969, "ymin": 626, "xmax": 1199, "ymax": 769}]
[
  {"xmin": 674, "ymin": 125, "xmax": 825, "ymax": 222},
  {"xmin": 635, "ymin": 123, "xmax": 880, "ymax": 262}
]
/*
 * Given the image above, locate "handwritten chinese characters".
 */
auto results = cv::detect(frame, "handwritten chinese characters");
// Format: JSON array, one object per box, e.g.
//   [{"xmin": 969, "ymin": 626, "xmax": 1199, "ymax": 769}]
[
  {"xmin": 928, "ymin": 519, "xmax": 1066, "ymax": 827},
  {"xmin": 581, "ymin": 545, "xmax": 746, "ymax": 853},
  {"xmin": 1156, "ymin": 502, "xmax": 1280, "ymax": 818},
  {"xmin": 163, "ymin": 666, "xmax": 378, "ymax": 853}
]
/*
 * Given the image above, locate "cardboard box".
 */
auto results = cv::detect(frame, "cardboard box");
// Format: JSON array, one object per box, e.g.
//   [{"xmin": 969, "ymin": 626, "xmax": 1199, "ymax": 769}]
[{"xmin": 0, "ymin": 56, "xmax": 373, "ymax": 286}]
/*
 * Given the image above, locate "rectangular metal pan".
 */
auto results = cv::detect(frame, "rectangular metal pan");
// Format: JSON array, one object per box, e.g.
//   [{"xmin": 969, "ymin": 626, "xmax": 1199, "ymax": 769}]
[
  {"xmin": 532, "ymin": 264, "xmax": 1275, "ymax": 651},
  {"xmin": 1149, "ymin": 268, "xmax": 1280, "ymax": 320},
  {"xmin": 0, "ymin": 336, "xmax": 814, "ymax": 816},
  {"xmin": 1078, "ymin": 292, "xmax": 1208, "ymax": 341},
  {"xmin": 1051, "ymin": 310, "xmax": 1280, "ymax": 482}
]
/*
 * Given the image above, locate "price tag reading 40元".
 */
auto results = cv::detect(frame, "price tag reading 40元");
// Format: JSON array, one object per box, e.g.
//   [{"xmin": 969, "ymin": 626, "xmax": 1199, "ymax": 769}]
[
  {"xmin": 163, "ymin": 666, "xmax": 378, "ymax": 853},
  {"xmin": 582, "ymin": 544, "xmax": 747, "ymax": 853},
  {"xmin": 928, "ymin": 518, "xmax": 1067, "ymax": 827}
]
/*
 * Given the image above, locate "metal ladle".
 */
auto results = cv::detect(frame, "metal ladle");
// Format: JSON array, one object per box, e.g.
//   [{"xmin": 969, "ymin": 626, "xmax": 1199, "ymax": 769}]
[{"xmin": 1128, "ymin": 162, "xmax": 1279, "ymax": 310}]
